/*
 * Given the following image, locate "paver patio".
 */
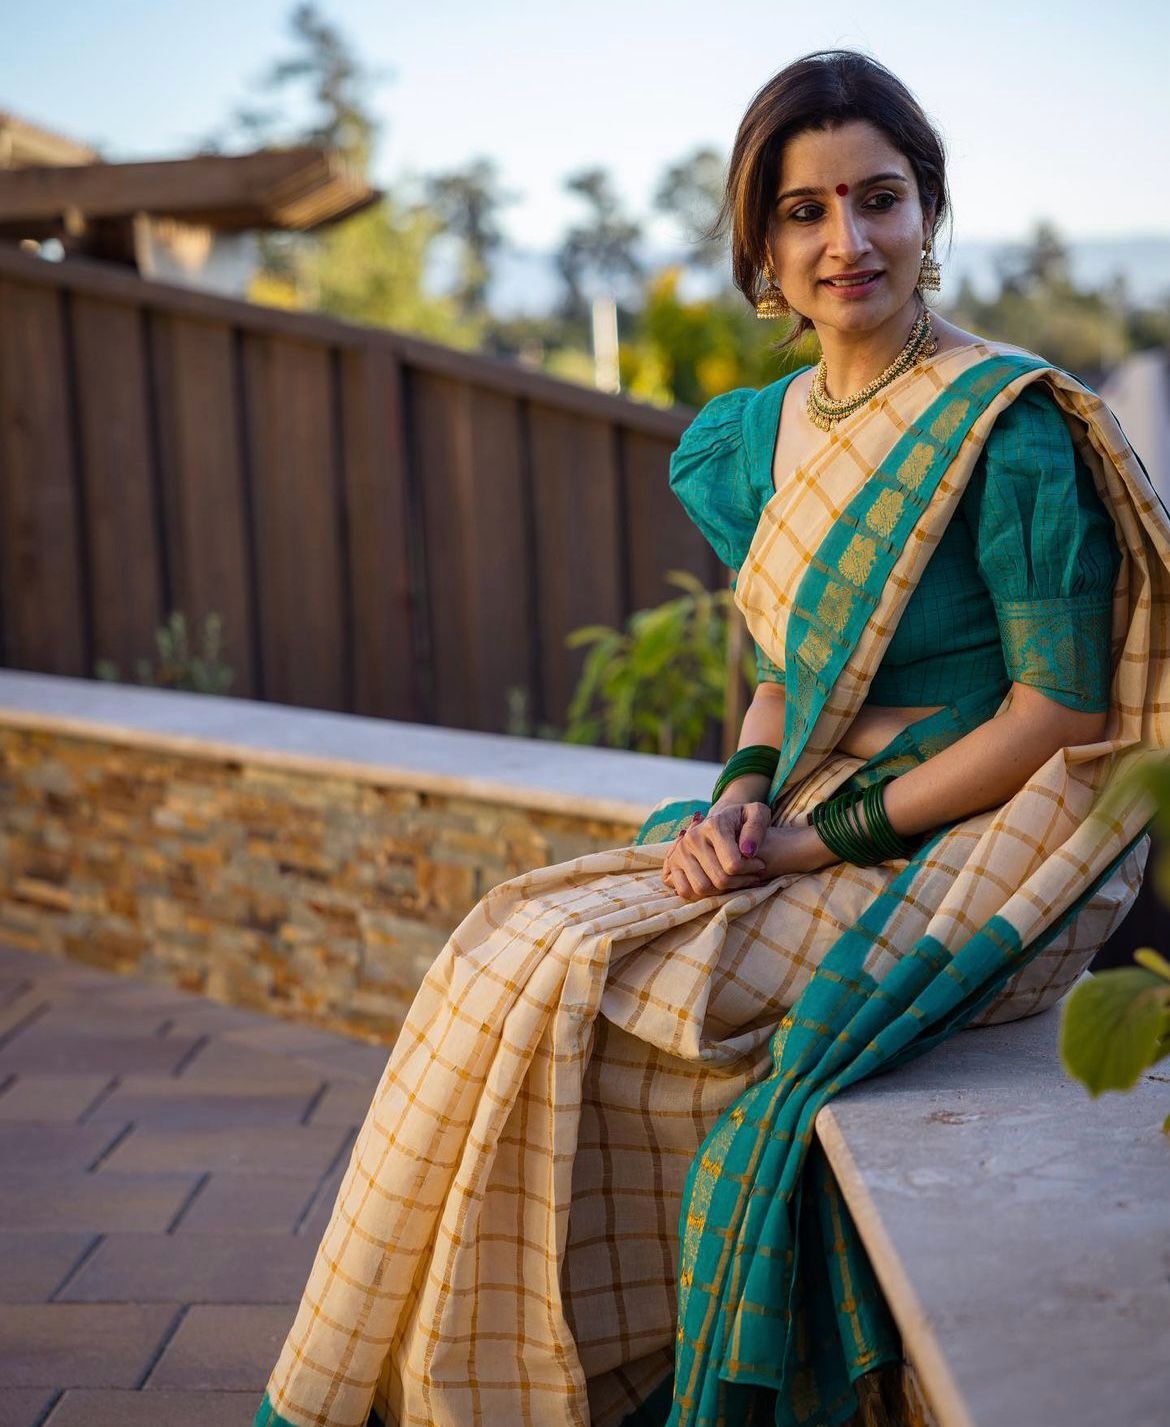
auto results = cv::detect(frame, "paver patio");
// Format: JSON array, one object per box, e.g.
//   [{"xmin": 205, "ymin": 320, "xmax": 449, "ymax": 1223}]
[{"xmin": 0, "ymin": 942, "xmax": 387, "ymax": 1426}]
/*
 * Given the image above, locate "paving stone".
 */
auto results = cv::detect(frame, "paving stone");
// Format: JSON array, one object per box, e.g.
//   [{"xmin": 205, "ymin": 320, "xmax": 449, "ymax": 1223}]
[
  {"xmin": 0, "ymin": 1303, "xmax": 180, "ymax": 1387},
  {"xmin": 0, "ymin": 994, "xmax": 49, "ymax": 1039},
  {"xmin": 146, "ymin": 1304, "xmax": 296, "ymax": 1390},
  {"xmin": 288, "ymin": 1040, "xmax": 386, "ymax": 1084},
  {"xmin": 100, "ymin": 1124, "xmax": 351, "ymax": 1177},
  {"xmin": 304, "ymin": 1080, "xmax": 376, "ymax": 1127},
  {"xmin": 87, "ymin": 1076, "xmax": 319, "ymax": 1129},
  {"xmin": 25, "ymin": 1005, "xmax": 174, "ymax": 1038},
  {"xmin": 0, "ymin": 1170, "xmax": 201, "ymax": 1232},
  {"xmin": 174, "ymin": 1041, "xmax": 322, "ymax": 1090},
  {"xmin": 0, "ymin": 1231, "xmax": 95, "ymax": 1302},
  {"xmin": 220, "ymin": 1020, "xmax": 360, "ymax": 1057},
  {"xmin": 45, "ymin": 1389, "xmax": 257, "ymax": 1427},
  {"xmin": 296, "ymin": 1156, "xmax": 353, "ymax": 1243},
  {"xmin": 0, "ymin": 1026, "xmax": 203, "ymax": 1076},
  {"xmin": 58, "ymin": 1233, "xmax": 318, "ymax": 1305},
  {"xmin": 0, "ymin": 1388, "xmax": 57, "ymax": 1427},
  {"xmin": 172, "ymin": 1173, "xmax": 319, "ymax": 1236},
  {"xmin": 0, "ymin": 1074, "xmax": 113, "ymax": 1123},
  {"xmin": 0, "ymin": 1123, "xmax": 130, "ymax": 1174}
]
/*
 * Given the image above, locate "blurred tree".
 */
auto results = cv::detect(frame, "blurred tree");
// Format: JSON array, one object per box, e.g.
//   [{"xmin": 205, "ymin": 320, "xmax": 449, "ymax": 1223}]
[
  {"xmin": 652, "ymin": 147, "xmax": 728, "ymax": 274},
  {"xmin": 202, "ymin": 3, "xmax": 488, "ymax": 342},
  {"xmin": 556, "ymin": 168, "xmax": 645, "ymax": 325},
  {"xmin": 302, "ymin": 196, "xmax": 480, "ymax": 345},
  {"xmin": 203, "ymin": 0, "xmax": 385, "ymax": 173},
  {"xmin": 942, "ymin": 220, "xmax": 1132, "ymax": 381},
  {"xmin": 424, "ymin": 158, "xmax": 521, "ymax": 323},
  {"xmin": 620, "ymin": 267, "xmax": 815, "ymax": 408}
]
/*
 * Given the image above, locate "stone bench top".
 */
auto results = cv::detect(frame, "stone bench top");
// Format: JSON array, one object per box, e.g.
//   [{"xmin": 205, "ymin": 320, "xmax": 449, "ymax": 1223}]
[
  {"xmin": 0, "ymin": 669, "xmax": 719, "ymax": 823},
  {"xmin": 815, "ymin": 1003, "xmax": 1170, "ymax": 1427}
]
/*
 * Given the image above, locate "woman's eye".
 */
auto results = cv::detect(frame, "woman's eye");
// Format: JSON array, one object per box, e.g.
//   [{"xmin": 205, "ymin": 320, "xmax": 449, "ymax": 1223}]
[{"xmin": 788, "ymin": 192, "xmax": 899, "ymax": 222}]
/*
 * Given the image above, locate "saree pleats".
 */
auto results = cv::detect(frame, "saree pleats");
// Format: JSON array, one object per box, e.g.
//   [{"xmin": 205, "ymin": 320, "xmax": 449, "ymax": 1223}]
[{"xmin": 256, "ymin": 342, "xmax": 1167, "ymax": 1427}]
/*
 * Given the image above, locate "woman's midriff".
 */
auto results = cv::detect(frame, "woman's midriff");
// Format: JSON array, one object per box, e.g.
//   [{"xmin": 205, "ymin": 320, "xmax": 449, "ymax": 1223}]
[{"xmin": 835, "ymin": 701, "xmax": 946, "ymax": 761}]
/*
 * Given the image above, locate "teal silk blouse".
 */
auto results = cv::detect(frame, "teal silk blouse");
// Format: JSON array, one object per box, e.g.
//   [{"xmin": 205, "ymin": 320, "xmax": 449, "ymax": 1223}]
[{"xmin": 669, "ymin": 369, "xmax": 1121, "ymax": 713}]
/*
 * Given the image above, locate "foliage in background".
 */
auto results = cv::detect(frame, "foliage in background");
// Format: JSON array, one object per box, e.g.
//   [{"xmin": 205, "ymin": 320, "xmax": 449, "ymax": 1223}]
[
  {"xmin": 94, "ymin": 612, "xmax": 234, "ymax": 695},
  {"xmin": 202, "ymin": 4, "xmax": 1170, "ymax": 398},
  {"xmin": 1059, "ymin": 754, "xmax": 1170, "ymax": 1133},
  {"xmin": 559, "ymin": 571, "xmax": 754, "ymax": 760}
]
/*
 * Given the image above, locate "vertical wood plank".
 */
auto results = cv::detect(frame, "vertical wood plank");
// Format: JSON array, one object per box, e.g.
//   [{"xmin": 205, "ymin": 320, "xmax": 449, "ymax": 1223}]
[
  {"xmin": 71, "ymin": 295, "xmax": 164, "ymax": 679},
  {"xmin": 0, "ymin": 279, "xmax": 86, "ymax": 674},
  {"xmin": 528, "ymin": 404, "xmax": 623, "ymax": 728},
  {"xmin": 152, "ymin": 313, "xmax": 258, "ymax": 698},
  {"xmin": 412, "ymin": 373, "xmax": 532, "ymax": 732},
  {"xmin": 338, "ymin": 343, "xmax": 419, "ymax": 720},
  {"xmin": 621, "ymin": 426, "xmax": 720, "ymax": 614},
  {"xmin": 242, "ymin": 334, "xmax": 347, "ymax": 711}
]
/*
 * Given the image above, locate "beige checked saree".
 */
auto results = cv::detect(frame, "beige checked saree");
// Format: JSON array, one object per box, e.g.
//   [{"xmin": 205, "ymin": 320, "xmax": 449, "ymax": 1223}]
[{"xmin": 256, "ymin": 340, "xmax": 1169, "ymax": 1427}]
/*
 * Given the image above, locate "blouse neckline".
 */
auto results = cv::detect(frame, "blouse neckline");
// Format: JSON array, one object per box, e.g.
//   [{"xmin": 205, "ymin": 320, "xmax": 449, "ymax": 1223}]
[{"xmin": 752, "ymin": 339, "xmax": 989, "ymax": 503}]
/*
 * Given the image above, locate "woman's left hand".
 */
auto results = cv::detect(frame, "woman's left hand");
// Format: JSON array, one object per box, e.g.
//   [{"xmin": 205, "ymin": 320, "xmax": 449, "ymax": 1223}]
[{"xmin": 665, "ymin": 817, "xmax": 834, "ymax": 901}]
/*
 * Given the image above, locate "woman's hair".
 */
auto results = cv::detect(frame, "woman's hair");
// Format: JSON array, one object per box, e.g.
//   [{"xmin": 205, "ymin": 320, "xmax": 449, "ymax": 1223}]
[{"xmin": 706, "ymin": 49, "xmax": 953, "ymax": 353}]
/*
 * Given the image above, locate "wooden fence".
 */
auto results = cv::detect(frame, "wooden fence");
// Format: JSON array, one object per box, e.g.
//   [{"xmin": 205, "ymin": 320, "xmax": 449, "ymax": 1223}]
[
  {"xmin": 0, "ymin": 243, "xmax": 720, "ymax": 738},
  {"xmin": 0, "ymin": 241, "xmax": 1163, "ymax": 964}
]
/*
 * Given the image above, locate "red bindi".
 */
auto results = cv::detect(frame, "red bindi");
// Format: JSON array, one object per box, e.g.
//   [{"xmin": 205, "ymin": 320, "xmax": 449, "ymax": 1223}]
[{"xmin": 835, "ymin": 183, "xmax": 849, "ymax": 196}]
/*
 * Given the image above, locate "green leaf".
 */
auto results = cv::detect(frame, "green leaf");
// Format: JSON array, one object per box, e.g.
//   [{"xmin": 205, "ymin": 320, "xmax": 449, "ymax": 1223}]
[
  {"xmin": 1059, "ymin": 968, "xmax": 1170, "ymax": 1095},
  {"xmin": 1135, "ymin": 947, "xmax": 1170, "ymax": 983}
]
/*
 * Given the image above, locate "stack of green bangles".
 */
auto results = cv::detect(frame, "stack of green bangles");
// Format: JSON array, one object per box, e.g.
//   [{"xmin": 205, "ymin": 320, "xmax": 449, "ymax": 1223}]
[
  {"xmin": 810, "ymin": 774, "xmax": 920, "ymax": 866},
  {"xmin": 710, "ymin": 743, "xmax": 779, "ymax": 805}
]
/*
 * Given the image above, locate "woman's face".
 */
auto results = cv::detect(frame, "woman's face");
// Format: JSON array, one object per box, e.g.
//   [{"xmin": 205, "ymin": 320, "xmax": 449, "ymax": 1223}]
[{"xmin": 767, "ymin": 118, "xmax": 933, "ymax": 339}]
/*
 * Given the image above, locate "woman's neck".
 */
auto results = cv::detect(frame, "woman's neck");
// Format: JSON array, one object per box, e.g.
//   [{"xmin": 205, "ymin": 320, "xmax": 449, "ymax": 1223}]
[{"xmin": 814, "ymin": 300, "xmax": 928, "ymax": 400}]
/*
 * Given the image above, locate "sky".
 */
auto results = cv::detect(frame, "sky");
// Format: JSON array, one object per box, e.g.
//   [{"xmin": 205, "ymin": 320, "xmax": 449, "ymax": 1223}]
[{"xmin": 3, "ymin": 0, "xmax": 1168, "ymax": 257}]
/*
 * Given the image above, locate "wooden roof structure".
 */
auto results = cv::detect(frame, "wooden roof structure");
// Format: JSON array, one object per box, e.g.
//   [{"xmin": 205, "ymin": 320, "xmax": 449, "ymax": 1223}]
[{"xmin": 0, "ymin": 146, "xmax": 379, "ymax": 241}]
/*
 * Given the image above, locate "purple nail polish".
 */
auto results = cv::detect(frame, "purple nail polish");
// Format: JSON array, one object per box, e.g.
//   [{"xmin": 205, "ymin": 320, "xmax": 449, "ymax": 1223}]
[{"xmin": 742, "ymin": 841, "xmax": 757, "ymax": 857}]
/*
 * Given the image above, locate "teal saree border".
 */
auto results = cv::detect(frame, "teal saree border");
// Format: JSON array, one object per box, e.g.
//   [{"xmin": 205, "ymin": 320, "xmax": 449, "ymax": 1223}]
[{"xmin": 767, "ymin": 353, "xmax": 1049, "ymax": 805}]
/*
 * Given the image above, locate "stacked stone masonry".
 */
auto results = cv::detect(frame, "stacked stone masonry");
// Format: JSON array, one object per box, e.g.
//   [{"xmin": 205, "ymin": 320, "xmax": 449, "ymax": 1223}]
[{"xmin": 0, "ymin": 728, "xmax": 641, "ymax": 1045}]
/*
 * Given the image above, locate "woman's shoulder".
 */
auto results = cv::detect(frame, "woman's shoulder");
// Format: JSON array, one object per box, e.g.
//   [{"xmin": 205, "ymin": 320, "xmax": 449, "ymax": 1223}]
[{"xmin": 668, "ymin": 386, "xmax": 761, "ymax": 572}]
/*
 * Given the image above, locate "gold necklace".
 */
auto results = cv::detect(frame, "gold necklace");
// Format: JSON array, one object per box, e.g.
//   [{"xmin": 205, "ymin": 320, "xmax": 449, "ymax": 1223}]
[{"xmin": 806, "ymin": 307, "xmax": 938, "ymax": 431}]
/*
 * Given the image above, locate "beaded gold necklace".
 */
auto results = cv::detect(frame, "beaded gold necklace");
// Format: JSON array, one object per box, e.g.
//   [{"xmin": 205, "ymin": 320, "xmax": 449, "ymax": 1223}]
[{"xmin": 806, "ymin": 307, "xmax": 938, "ymax": 431}]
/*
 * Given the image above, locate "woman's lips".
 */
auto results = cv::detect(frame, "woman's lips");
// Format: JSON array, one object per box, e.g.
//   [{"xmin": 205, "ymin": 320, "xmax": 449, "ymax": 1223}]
[{"xmin": 822, "ymin": 272, "xmax": 883, "ymax": 297}]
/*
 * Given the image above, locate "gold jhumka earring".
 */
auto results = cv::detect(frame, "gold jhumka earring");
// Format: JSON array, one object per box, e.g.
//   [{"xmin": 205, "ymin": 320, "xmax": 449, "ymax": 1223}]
[
  {"xmin": 755, "ymin": 260, "xmax": 790, "ymax": 318},
  {"xmin": 918, "ymin": 235, "xmax": 941, "ymax": 292}
]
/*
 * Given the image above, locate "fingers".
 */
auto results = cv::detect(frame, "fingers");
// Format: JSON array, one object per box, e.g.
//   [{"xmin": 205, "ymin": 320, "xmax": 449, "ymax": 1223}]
[
  {"xmin": 671, "ymin": 838, "xmax": 762, "ymax": 900},
  {"xmin": 737, "ymin": 801, "xmax": 773, "ymax": 859}
]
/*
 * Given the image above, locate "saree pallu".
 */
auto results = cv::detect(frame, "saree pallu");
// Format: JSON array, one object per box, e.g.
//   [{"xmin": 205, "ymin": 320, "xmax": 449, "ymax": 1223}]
[{"xmin": 256, "ymin": 341, "xmax": 1169, "ymax": 1427}]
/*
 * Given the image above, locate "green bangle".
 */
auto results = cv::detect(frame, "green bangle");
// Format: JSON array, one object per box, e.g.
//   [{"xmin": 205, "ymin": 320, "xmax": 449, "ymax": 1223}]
[
  {"xmin": 865, "ymin": 776, "xmax": 919, "ymax": 860},
  {"xmin": 813, "ymin": 787, "xmax": 871, "ymax": 865},
  {"xmin": 812, "ymin": 776, "xmax": 920, "ymax": 866},
  {"xmin": 711, "ymin": 743, "xmax": 779, "ymax": 803}
]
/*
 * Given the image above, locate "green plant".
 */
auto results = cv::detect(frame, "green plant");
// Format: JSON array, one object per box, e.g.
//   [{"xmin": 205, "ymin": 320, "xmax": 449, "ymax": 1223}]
[
  {"xmin": 504, "ymin": 685, "xmax": 563, "ymax": 742},
  {"xmin": 561, "ymin": 570, "xmax": 755, "ymax": 759},
  {"xmin": 1059, "ymin": 753, "xmax": 1170, "ymax": 1132},
  {"xmin": 94, "ymin": 610, "xmax": 234, "ymax": 695}
]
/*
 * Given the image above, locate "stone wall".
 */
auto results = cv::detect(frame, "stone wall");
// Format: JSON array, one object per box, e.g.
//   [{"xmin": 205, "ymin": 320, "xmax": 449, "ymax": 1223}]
[{"xmin": 0, "ymin": 723, "xmax": 646, "ymax": 1044}]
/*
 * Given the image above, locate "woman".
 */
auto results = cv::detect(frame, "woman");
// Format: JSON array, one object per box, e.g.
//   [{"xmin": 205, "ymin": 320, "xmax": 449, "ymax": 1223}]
[{"xmin": 256, "ymin": 50, "xmax": 1169, "ymax": 1427}]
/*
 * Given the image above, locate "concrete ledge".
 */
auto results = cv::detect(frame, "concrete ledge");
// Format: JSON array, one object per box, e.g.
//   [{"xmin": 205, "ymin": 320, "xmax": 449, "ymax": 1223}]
[
  {"xmin": 0, "ymin": 670, "xmax": 718, "ymax": 823},
  {"xmin": 816, "ymin": 1001, "xmax": 1170, "ymax": 1427}
]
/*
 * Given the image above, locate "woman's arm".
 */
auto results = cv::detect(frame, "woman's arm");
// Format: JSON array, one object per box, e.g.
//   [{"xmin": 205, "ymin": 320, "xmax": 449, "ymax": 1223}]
[
  {"xmin": 771, "ymin": 684, "xmax": 1110, "ymax": 877},
  {"xmin": 709, "ymin": 681, "xmax": 786, "ymax": 811}
]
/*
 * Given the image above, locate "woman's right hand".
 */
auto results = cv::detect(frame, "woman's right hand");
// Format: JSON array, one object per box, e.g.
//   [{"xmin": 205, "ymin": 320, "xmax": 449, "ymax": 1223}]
[{"xmin": 661, "ymin": 799, "xmax": 773, "ymax": 900}]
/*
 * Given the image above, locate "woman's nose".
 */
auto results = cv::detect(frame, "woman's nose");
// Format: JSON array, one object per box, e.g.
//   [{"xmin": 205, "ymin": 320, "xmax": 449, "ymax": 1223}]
[{"xmin": 826, "ymin": 203, "xmax": 870, "ymax": 261}]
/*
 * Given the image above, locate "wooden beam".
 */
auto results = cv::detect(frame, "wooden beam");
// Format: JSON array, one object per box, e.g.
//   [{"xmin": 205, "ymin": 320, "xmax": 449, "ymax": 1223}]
[{"xmin": 0, "ymin": 147, "xmax": 378, "ymax": 231}]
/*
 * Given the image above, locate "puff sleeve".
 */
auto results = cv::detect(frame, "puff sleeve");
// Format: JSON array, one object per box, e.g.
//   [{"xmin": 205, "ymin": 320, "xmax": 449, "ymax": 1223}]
[
  {"xmin": 668, "ymin": 387, "xmax": 782, "ymax": 685},
  {"xmin": 668, "ymin": 387, "xmax": 759, "ymax": 574},
  {"xmin": 960, "ymin": 384, "xmax": 1121, "ymax": 712}
]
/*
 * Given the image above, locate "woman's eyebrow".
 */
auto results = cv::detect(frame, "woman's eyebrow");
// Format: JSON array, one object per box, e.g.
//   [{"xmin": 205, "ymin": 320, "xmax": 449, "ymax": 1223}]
[{"xmin": 776, "ymin": 171, "xmax": 909, "ymax": 202}]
